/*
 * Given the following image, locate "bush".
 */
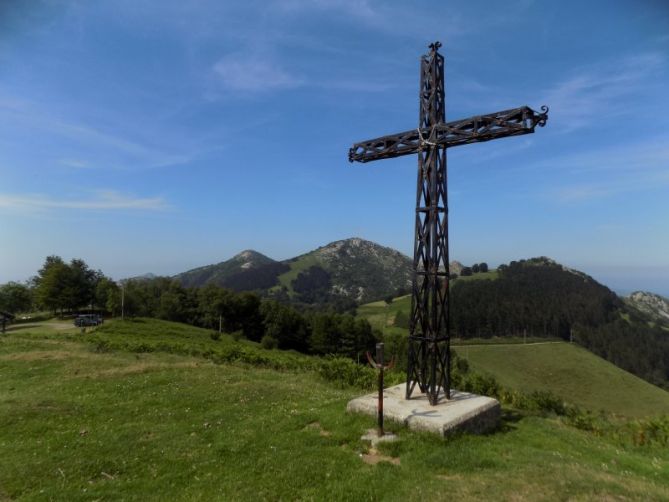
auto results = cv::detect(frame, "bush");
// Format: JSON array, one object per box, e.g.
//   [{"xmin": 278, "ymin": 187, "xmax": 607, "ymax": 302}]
[
  {"xmin": 261, "ymin": 335, "xmax": 279, "ymax": 350},
  {"xmin": 318, "ymin": 357, "xmax": 376, "ymax": 389},
  {"xmin": 210, "ymin": 332, "xmax": 221, "ymax": 341}
]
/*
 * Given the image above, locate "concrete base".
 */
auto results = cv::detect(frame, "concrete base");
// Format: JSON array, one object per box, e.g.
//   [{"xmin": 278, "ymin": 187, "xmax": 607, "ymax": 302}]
[{"xmin": 347, "ymin": 383, "xmax": 500, "ymax": 436}]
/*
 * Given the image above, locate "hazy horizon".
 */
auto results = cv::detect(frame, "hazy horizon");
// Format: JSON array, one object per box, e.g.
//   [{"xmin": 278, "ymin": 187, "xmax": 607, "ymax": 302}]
[{"xmin": 3, "ymin": 236, "xmax": 667, "ymax": 299}]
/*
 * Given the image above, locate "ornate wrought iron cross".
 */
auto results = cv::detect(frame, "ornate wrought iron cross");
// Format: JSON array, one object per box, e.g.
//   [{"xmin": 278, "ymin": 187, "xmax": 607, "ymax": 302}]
[{"xmin": 348, "ymin": 42, "xmax": 548, "ymax": 405}]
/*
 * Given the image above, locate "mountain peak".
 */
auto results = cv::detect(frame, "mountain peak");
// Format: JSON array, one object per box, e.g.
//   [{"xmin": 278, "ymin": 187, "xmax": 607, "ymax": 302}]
[{"xmin": 233, "ymin": 249, "xmax": 269, "ymax": 261}]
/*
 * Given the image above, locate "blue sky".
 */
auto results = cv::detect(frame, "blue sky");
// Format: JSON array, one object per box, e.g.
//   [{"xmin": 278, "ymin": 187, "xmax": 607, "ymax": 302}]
[{"xmin": 1, "ymin": 0, "xmax": 668, "ymax": 296}]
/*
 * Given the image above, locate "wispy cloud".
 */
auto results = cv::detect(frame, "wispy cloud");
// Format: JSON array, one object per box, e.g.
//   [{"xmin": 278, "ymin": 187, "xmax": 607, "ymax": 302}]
[
  {"xmin": 0, "ymin": 91, "xmax": 194, "ymax": 169},
  {"xmin": 276, "ymin": 0, "xmax": 380, "ymax": 23},
  {"xmin": 554, "ymin": 172, "xmax": 669, "ymax": 203},
  {"xmin": 59, "ymin": 158, "xmax": 92, "ymax": 169},
  {"xmin": 536, "ymin": 135, "xmax": 669, "ymax": 175},
  {"xmin": 212, "ymin": 54, "xmax": 303, "ymax": 92},
  {"xmin": 0, "ymin": 191, "xmax": 170, "ymax": 212},
  {"xmin": 541, "ymin": 52, "xmax": 665, "ymax": 131}
]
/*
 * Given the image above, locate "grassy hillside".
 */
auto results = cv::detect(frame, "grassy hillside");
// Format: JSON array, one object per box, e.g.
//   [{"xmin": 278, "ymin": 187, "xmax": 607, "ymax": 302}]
[
  {"xmin": 356, "ymin": 294, "xmax": 411, "ymax": 335},
  {"xmin": 1, "ymin": 318, "xmax": 668, "ymax": 500},
  {"xmin": 457, "ymin": 342, "xmax": 669, "ymax": 417},
  {"xmin": 357, "ymin": 297, "xmax": 669, "ymax": 417},
  {"xmin": 275, "ymin": 253, "xmax": 321, "ymax": 292}
]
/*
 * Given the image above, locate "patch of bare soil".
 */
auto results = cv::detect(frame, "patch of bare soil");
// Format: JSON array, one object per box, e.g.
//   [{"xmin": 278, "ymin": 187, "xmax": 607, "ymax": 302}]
[{"xmin": 7, "ymin": 321, "xmax": 73, "ymax": 332}]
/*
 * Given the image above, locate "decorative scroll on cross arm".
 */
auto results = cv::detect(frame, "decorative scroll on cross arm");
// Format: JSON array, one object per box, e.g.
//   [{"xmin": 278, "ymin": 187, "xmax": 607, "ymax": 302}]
[{"xmin": 349, "ymin": 105, "xmax": 549, "ymax": 163}]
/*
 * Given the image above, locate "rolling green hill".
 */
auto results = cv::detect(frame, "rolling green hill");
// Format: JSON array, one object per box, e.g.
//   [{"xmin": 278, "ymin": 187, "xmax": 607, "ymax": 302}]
[
  {"xmin": 1, "ymin": 318, "xmax": 668, "ymax": 500},
  {"xmin": 455, "ymin": 342, "xmax": 669, "ymax": 417},
  {"xmin": 358, "ymin": 294, "xmax": 669, "ymax": 417}
]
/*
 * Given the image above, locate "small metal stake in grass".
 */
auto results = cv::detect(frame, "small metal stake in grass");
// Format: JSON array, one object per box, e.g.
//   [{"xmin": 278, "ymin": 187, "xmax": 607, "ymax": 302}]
[{"xmin": 367, "ymin": 343, "xmax": 395, "ymax": 437}]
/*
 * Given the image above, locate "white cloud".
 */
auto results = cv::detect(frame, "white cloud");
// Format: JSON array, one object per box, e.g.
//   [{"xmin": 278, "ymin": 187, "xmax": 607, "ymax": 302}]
[
  {"xmin": 213, "ymin": 54, "xmax": 303, "ymax": 92},
  {"xmin": 0, "ymin": 191, "xmax": 169, "ymax": 212}
]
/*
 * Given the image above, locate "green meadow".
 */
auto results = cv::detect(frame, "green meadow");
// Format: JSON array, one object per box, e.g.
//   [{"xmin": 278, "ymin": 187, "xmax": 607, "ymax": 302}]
[
  {"xmin": 457, "ymin": 342, "xmax": 669, "ymax": 417},
  {"xmin": 1, "ymin": 318, "xmax": 668, "ymax": 500}
]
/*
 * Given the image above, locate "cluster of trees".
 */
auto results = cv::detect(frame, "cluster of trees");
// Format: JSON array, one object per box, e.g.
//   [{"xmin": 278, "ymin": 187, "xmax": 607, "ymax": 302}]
[
  {"xmin": 0, "ymin": 282, "xmax": 33, "ymax": 313},
  {"xmin": 0, "ymin": 256, "xmax": 118, "ymax": 316},
  {"xmin": 450, "ymin": 259, "xmax": 621, "ymax": 339},
  {"xmin": 117, "ymin": 278, "xmax": 377, "ymax": 358},
  {"xmin": 32, "ymin": 256, "xmax": 121, "ymax": 316},
  {"xmin": 457, "ymin": 262, "xmax": 489, "ymax": 278},
  {"xmin": 449, "ymin": 258, "xmax": 669, "ymax": 388},
  {"xmin": 577, "ymin": 319, "xmax": 669, "ymax": 389}
]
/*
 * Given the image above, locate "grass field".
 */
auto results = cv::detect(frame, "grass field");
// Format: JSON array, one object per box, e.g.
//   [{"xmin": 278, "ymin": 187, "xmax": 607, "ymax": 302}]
[
  {"xmin": 1, "ymin": 319, "xmax": 669, "ymax": 500},
  {"xmin": 457, "ymin": 342, "xmax": 669, "ymax": 418}
]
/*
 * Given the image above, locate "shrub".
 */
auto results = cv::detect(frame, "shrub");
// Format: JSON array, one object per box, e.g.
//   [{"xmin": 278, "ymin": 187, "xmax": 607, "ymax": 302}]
[
  {"xmin": 261, "ymin": 335, "xmax": 278, "ymax": 350},
  {"xmin": 318, "ymin": 357, "xmax": 376, "ymax": 389}
]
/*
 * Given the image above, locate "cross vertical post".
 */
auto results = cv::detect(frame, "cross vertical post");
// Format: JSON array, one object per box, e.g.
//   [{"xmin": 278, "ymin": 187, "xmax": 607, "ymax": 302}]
[
  {"xmin": 348, "ymin": 42, "xmax": 548, "ymax": 406},
  {"xmin": 407, "ymin": 41, "xmax": 450, "ymax": 404}
]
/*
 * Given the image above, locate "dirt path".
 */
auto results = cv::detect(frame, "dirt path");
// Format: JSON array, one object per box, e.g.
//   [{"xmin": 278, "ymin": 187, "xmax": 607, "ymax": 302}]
[
  {"xmin": 6, "ymin": 321, "xmax": 74, "ymax": 332},
  {"xmin": 452, "ymin": 341, "xmax": 564, "ymax": 347}
]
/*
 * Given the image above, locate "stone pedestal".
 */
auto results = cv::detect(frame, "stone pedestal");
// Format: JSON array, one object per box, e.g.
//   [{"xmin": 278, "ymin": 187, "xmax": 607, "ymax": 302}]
[{"xmin": 347, "ymin": 383, "xmax": 500, "ymax": 436}]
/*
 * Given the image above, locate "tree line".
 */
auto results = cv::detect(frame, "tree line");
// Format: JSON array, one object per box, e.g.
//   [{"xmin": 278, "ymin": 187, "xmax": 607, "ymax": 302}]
[
  {"xmin": 0, "ymin": 256, "xmax": 377, "ymax": 361},
  {"xmin": 116, "ymin": 278, "xmax": 376, "ymax": 359},
  {"xmin": 450, "ymin": 258, "xmax": 621, "ymax": 339}
]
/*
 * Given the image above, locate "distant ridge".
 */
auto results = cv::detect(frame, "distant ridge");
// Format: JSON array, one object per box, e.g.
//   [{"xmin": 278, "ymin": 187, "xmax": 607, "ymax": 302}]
[
  {"xmin": 172, "ymin": 238, "xmax": 413, "ymax": 304},
  {"xmin": 175, "ymin": 250, "xmax": 276, "ymax": 288}
]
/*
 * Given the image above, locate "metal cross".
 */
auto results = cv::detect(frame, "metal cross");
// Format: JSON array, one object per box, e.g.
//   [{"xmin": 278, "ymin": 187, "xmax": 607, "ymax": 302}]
[{"xmin": 349, "ymin": 42, "xmax": 548, "ymax": 405}]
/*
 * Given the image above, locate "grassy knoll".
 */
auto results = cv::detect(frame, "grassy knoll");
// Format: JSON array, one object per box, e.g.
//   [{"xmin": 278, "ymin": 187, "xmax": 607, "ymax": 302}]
[
  {"xmin": 1, "ymin": 319, "xmax": 669, "ymax": 500},
  {"xmin": 458, "ymin": 342, "xmax": 669, "ymax": 418}
]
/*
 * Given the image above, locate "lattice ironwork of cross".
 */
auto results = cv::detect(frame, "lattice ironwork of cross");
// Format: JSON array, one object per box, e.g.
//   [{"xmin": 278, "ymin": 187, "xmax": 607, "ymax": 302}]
[{"xmin": 348, "ymin": 41, "xmax": 548, "ymax": 406}]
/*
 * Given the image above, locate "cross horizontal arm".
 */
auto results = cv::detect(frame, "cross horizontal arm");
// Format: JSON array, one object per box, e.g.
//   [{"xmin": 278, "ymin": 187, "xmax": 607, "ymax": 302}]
[{"xmin": 348, "ymin": 105, "xmax": 548, "ymax": 163}]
